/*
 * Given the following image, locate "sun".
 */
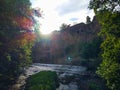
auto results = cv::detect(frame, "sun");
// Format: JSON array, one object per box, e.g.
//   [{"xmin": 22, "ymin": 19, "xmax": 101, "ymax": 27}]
[{"xmin": 41, "ymin": 30, "xmax": 52, "ymax": 35}]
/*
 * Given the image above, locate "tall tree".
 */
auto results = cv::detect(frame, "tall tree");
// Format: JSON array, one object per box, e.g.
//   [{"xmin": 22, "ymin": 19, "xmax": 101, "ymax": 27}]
[
  {"xmin": 0, "ymin": 0, "xmax": 41, "ymax": 89},
  {"xmin": 89, "ymin": 0, "xmax": 120, "ymax": 90}
]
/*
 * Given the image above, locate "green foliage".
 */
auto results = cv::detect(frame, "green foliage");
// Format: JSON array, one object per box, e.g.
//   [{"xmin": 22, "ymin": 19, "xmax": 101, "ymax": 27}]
[
  {"xmin": 89, "ymin": 0, "xmax": 120, "ymax": 90},
  {"xmin": 63, "ymin": 36, "xmax": 102, "ymax": 60},
  {"xmin": 89, "ymin": 0, "xmax": 120, "ymax": 13},
  {"xmin": 96, "ymin": 36, "xmax": 120, "ymax": 90},
  {"xmin": 80, "ymin": 37, "xmax": 102, "ymax": 59},
  {"xmin": 25, "ymin": 71, "xmax": 59, "ymax": 90},
  {"xmin": 0, "ymin": 0, "xmax": 40, "ymax": 89},
  {"xmin": 97, "ymin": 11, "xmax": 120, "ymax": 38}
]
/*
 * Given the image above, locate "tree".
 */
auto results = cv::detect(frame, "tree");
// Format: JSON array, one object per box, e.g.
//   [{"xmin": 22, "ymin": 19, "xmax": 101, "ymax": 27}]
[
  {"xmin": 0, "ymin": 0, "xmax": 41, "ymax": 89},
  {"xmin": 89, "ymin": 0, "xmax": 120, "ymax": 13},
  {"xmin": 60, "ymin": 23, "xmax": 70, "ymax": 30},
  {"xmin": 89, "ymin": 0, "xmax": 120, "ymax": 90},
  {"xmin": 80, "ymin": 37, "xmax": 102, "ymax": 59},
  {"xmin": 86, "ymin": 16, "xmax": 91, "ymax": 24}
]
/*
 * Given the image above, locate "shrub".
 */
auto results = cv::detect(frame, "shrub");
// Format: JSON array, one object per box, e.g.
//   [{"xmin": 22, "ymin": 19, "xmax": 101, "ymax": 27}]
[{"xmin": 25, "ymin": 71, "xmax": 59, "ymax": 90}]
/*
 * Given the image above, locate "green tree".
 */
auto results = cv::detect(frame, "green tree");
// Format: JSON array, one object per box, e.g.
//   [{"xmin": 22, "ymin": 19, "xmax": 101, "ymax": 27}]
[
  {"xmin": 89, "ymin": 0, "xmax": 120, "ymax": 90},
  {"xmin": 80, "ymin": 37, "xmax": 102, "ymax": 59}
]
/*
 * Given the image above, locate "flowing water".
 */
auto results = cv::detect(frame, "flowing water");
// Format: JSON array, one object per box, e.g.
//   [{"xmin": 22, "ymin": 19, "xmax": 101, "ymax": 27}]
[{"xmin": 25, "ymin": 63, "xmax": 87, "ymax": 90}]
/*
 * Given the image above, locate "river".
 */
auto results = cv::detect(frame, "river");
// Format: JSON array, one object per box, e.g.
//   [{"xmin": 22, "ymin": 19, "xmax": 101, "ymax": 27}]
[{"xmin": 25, "ymin": 63, "xmax": 87, "ymax": 90}]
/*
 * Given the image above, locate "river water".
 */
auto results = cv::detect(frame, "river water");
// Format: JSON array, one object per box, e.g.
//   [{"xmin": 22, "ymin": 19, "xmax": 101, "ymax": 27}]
[{"xmin": 25, "ymin": 63, "xmax": 87, "ymax": 90}]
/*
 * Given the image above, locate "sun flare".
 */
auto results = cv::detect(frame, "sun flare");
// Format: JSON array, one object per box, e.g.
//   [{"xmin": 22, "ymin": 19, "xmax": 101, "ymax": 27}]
[
  {"xmin": 31, "ymin": 0, "xmax": 94, "ymax": 35},
  {"xmin": 40, "ymin": 30, "xmax": 52, "ymax": 35}
]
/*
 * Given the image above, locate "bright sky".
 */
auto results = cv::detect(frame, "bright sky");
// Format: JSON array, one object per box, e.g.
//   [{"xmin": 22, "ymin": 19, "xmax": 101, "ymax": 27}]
[{"xmin": 30, "ymin": 0, "xmax": 94, "ymax": 34}]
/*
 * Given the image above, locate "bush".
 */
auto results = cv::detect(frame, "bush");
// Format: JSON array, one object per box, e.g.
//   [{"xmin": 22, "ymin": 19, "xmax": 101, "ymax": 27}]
[
  {"xmin": 80, "ymin": 37, "xmax": 102, "ymax": 59},
  {"xmin": 25, "ymin": 71, "xmax": 59, "ymax": 90}
]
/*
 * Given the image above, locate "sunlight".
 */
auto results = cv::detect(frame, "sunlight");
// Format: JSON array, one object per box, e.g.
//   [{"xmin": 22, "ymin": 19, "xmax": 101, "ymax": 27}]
[
  {"xmin": 41, "ymin": 29, "xmax": 52, "ymax": 35},
  {"xmin": 31, "ymin": 0, "xmax": 94, "ymax": 35}
]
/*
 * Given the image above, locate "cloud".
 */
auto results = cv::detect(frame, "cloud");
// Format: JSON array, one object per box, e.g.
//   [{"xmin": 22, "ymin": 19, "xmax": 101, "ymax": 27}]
[
  {"xmin": 30, "ymin": 0, "xmax": 94, "ymax": 34},
  {"xmin": 56, "ymin": 0, "xmax": 90, "ymax": 15}
]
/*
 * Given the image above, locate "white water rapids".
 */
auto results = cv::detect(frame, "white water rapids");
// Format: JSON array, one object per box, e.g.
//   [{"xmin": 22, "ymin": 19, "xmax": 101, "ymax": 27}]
[
  {"xmin": 24, "ymin": 63, "xmax": 87, "ymax": 90},
  {"xmin": 25, "ymin": 63, "xmax": 87, "ymax": 76}
]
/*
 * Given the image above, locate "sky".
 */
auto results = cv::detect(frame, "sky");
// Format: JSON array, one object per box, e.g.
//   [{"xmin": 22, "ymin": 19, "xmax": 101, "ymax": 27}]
[{"xmin": 30, "ymin": 0, "xmax": 94, "ymax": 34}]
